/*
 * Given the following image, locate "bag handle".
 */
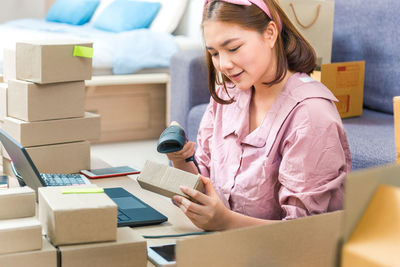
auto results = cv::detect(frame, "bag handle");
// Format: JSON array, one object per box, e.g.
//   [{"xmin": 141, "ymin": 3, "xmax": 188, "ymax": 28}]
[{"xmin": 289, "ymin": 3, "xmax": 321, "ymax": 29}]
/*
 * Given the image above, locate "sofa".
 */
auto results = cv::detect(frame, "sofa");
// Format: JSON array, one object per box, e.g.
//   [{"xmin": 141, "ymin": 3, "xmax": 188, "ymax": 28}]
[{"xmin": 169, "ymin": 0, "xmax": 397, "ymax": 170}]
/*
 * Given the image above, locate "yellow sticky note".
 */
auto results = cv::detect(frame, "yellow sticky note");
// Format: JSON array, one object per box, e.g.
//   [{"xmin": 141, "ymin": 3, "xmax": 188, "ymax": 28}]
[
  {"xmin": 62, "ymin": 188, "xmax": 104, "ymax": 194},
  {"xmin": 73, "ymin": 46, "xmax": 93, "ymax": 58}
]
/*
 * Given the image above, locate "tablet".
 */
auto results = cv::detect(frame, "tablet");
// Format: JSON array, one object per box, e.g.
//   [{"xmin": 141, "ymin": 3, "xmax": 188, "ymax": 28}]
[{"xmin": 147, "ymin": 244, "xmax": 176, "ymax": 266}]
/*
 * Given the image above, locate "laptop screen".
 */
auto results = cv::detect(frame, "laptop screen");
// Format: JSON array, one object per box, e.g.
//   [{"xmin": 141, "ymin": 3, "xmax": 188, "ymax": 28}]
[{"xmin": 0, "ymin": 129, "xmax": 45, "ymax": 192}]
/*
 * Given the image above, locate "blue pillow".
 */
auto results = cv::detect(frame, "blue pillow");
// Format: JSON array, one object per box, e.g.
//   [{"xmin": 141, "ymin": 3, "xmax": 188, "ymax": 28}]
[
  {"xmin": 46, "ymin": 0, "xmax": 100, "ymax": 25},
  {"xmin": 93, "ymin": 0, "xmax": 161, "ymax": 33}
]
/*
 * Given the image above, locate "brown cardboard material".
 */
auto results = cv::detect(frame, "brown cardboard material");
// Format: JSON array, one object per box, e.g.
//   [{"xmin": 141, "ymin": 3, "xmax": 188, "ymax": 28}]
[
  {"xmin": 0, "ymin": 217, "xmax": 42, "ymax": 255},
  {"xmin": 25, "ymin": 141, "xmax": 90, "ymax": 174},
  {"xmin": 2, "ymin": 157, "xmax": 13, "ymax": 177},
  {"xmin": 2, "ymin": 48, "xmax": 16, "ymax": 83},
  {"xmin": 341, "ymin": 185, "xmax": 400, "ymax": 266},
  {"xmin": 0, "ymin": 236, "xmax": 57, "ymax": 267},
  {"xmin": 137, "ymin": 160, "xmax": 204, "ymax": 200},
  {"xmin": 7, "ymin": 79, "xmax": 85, "ymax": 122},
  {"xmin": 0, "ymin": 186, "xmax": 35, "ymax": 220},
  {"xmin": 339, "ymin": 163, "xmax": 400, "ymax": 266},
  {"xmin": 16, "ymin": 40, "xmax": 92, "ymax": 84},
  {"xmin": 0, "ymin": 83, "xmax": 7, "ymax": 121},
  {"xmin": 3, "ymin": 112, "xmax": 101, "ymax": 147},
  {"xmin": 342, "ymin": 163, "xmax": 400, "ymax": 243},
  {"xmin": 59, "ymin": 227, "xmax": 147, "ymax": 267},
  {"xmin": 38, "ymin": 186, "xmax": 118, "ymax": 246},
  {"xmin": 176, "ymin": 211, "xmax": 343, "ymax": 267},
  {"xmin": 312, "ymin": 61, "xmax": 365, "ymax": 118}
]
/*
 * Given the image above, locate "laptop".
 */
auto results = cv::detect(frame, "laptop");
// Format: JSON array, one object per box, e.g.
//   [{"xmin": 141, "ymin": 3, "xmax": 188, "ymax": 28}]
[{"xmin": 0, "ymin": 128, "xmax": 167, "ymax": 227}]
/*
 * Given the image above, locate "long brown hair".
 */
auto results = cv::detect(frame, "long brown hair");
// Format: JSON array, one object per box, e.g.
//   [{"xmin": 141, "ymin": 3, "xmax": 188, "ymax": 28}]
[{"xmin": 203, "ymin": 0, "xmax": 316, "ymax": 104}]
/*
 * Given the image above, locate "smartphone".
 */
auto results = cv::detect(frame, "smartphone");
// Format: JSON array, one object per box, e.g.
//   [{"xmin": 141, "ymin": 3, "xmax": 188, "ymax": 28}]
[
  {"xmin": 147, "ymin": 244, "xmax": 176, "ymax": 266},
  {"xmin": 80, "ymin": 166, "xmax": 140, "ymax": 179}
]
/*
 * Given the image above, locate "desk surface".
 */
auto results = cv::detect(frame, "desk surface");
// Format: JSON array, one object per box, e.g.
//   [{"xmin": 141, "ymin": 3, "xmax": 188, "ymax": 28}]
[{"xmin": 6, "ymin": 157, "xmax": 199, "ymax": 267}]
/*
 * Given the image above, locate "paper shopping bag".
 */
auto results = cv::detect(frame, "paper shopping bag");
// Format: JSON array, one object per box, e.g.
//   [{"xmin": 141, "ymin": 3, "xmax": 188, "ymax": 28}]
[
  {"xmin": 342, "ymin": 184, "xmax": 400, "ymax": 266},
  {"xmin": 279, "ymin": 0, "xmax": 335, "ymax": 65}
]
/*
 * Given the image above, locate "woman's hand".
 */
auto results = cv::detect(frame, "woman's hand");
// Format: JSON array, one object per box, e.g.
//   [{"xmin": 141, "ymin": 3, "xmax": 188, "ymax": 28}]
[
  {"xmin": 166, "ymin": 141, "xmax": 196, "ymax": 163},
  {"xmin": 172, "ymin": 176, "xmax": 232, "ymax": 231}
]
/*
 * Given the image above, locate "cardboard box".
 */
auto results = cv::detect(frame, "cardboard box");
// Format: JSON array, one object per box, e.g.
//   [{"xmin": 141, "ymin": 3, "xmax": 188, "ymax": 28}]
[
  {"xmin": 3, "ymin": 112, "xmax": 101, "ymax": 147},
  {"xmin": 2, "ymin": 141, "xmax": 91, "ymax": 174},
  {"xmin": 0, "ymin": 236, "xmax": 57, "ymax": 267},
  {"xmin": 38, "ymin": 186, "xmax": 118, "ymax": 246},
  {"xmin": 340, "ymin": 163, "xmax": 400, "ymax": 266},
  {"xmin": 7, "ymin": 79, "xmax": 85, "ymax": 122},
  {"xmin": 25, "ymin": 141, "xmax": 90, "ymax": 174},
  {"xmin": 137, "ymin": 160, "xmax": 204, "ymax": 200},
  {"xmin": 0, "ymin": 186, "xmax": 35, "ymax": 220},
  {"xmin": 0, "ymin": 217, "xmax": 42, "ymax": 255},
  {"xmin": 2, "ymin": 48, "xmax": 16, "ymax": 83},
  {"xmin": 342, "ymin": 185, "xmax": 400, "ymax": 266},
  {"xmin": 16, "ymin": 40, "xmax": 92, "ymax": 84},
  {"xmin": 58, "ymin": 227, "xmax": 147, "ymax": 267},
  {"xmin": 2, "ymin": 157, "xmax": 13, "ymax": 177},
  {"xmin": 176, "ymin": 211, "xmax": 343, "ymax": 267},
  {"xmin": 312, "ymin": 61, "xmax": 365, "ymax": 118},
  {"xmin": 0, "ymin": 83, "xmax": 7, "ymax": 121}
]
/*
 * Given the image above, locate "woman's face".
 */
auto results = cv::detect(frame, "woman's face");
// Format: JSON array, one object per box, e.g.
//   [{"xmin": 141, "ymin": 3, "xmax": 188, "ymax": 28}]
[{"xmin": 203, "ymin": 20, "xmax": 277, "ymax": 90}]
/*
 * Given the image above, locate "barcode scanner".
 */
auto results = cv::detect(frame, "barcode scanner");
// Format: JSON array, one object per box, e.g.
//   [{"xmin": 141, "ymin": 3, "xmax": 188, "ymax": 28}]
[{"xmin": 157, "ymin": 125, "xmax": 194, "ymax": 162}]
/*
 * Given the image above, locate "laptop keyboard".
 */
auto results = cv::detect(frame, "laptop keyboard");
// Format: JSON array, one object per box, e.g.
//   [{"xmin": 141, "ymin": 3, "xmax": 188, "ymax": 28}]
[
  {"xmin": 41, "ymin": 173, "xmax": 86, "ymax": 186},
  {"xmin": 118, "ymin": 209, "xmax": 130, "ymax": 222}
]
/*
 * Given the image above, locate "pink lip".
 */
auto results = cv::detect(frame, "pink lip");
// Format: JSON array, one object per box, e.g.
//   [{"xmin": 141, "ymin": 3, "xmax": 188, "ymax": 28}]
[{"xmin": 230, "ymin": 71, "xmax": 244, "ymax": 81}]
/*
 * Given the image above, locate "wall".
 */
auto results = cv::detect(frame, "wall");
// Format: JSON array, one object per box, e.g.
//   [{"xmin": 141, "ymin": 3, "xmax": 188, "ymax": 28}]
[
  {"xmin": 0, "ymin": 0, "xmax": 46, "ymax": 23},
  {"xmin": 175, "ymin": 0, "xmax": 204, "ymax": 43}
]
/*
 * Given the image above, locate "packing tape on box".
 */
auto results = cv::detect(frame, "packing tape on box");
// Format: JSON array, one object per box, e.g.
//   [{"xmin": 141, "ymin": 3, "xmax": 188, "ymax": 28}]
[
  {"xmin": 73, "ymin": 46, "xmax": 93, "ymax": 58},
  {"xmin": 62, "ymin": 188, "xmax": 104, "ymax": 194}
]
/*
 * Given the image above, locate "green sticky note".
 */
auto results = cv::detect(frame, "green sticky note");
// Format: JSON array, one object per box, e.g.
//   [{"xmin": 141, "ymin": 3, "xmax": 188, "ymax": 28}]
[
  {"xmin": 73, "ymin": 45, "xmax": 93, "ymax": 58},
  {"xmin": 62, "ymin": 188, "xmax": 104, "ymax": 194}
]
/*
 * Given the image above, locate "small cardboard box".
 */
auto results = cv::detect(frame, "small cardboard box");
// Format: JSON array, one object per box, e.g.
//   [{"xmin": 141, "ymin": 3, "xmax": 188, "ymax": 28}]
[
  {"xmin": 0, "ymin": 217, "xmax": 42, "ymax": 255},
  {"xmin": 16, "ymin": 40, "xmax": 92, "ymax": 84},
  {"xmin": 176, "ymin": 211, "xmax": 343, "ymax": 267},
  {"xmin": 7, "ymin": 79, "xmax": 85, "ymax": 122},
  {"xmin": 0, "ymin": 186, "xmax": 35, "ymax": 220},
  {"xmin": 26, "ymin": 141, "xmax": 90, "ymax": 174},
  {"xmin": 311, "ymin": 61, "xmax": 365, "ymax": 118},
  {"xmin": 0, "ymin": 236, "xmax": 57, "ymax": 267},
  {"xmin": 3, "ymin": 112, "xmax": 101, "ymax": 147},
  {"xmin": 0, "ymin": 83, "xmax": 7, "ymax": 121},
  {"xmin": 340, "ymin": 163, "xmax": 400, "ymax": 266},
  {"xmin": 2, "ymin": 48, "xmax": 16, "ymax": 83},
  {"xmin": 137, "ymin": 160, "xmax": 204, "ymax": 200},
  {"xmin": 38, "ymin": 186, "xmax": 118, "ymax": 246},
  {"xmin": 58, "ymin": 227, "xmax": 147, "ymax": 267}
]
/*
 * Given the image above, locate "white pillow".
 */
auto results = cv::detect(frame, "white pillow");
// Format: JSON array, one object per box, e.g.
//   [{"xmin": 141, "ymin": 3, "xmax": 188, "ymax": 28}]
[
  {"xmin": 90, "ymin": 0, "xmax": 188, "ymax": 34},
  {"xmin": 89, "ymin": 0, "xmax": 114, "ymax": 24},
  {"xmin": 148, "ymin": 0, "xmax": 188, "ymax": 33}
]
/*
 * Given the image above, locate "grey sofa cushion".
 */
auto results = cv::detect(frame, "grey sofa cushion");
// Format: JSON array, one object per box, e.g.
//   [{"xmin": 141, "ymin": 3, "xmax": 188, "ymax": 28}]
[
  {"xmin": 332, "ymin": 0, "xmax": 400, "ymax": 114},
  {"xmin": 187, "ymin": 103, "xmax": 208, "ymax": 142},
  {"xmin": 342, "ymin": 109, "xmax": 395, "ymax": 170}
]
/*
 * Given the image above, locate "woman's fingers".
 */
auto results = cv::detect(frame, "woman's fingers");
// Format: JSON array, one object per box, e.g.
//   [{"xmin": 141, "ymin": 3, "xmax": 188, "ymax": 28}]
[
  {"xmin": 173, "ymin": 195, "xmax": 204, "ymax": 215},
  {"xmin": 179, "ymin": 186, "xmax": 210, "ymax": 205}
]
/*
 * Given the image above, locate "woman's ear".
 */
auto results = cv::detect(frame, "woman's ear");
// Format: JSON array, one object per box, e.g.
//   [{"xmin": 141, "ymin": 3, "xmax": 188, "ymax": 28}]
[{"xmin": 263, "ymin": 21, "xmax": 278, "ymax": 48}]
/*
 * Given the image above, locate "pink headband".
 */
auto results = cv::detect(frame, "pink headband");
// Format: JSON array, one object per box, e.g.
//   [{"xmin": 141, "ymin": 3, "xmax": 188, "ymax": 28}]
[{"xmin": 204, "ymin": 0, "xmax": 282, "ymax": 31}]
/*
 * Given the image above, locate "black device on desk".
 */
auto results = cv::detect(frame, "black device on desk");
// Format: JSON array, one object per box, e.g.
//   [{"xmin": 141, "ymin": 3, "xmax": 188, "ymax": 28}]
[{"xmin": 0, "ymin": 128, "xmax": 167, "ymax": 227}]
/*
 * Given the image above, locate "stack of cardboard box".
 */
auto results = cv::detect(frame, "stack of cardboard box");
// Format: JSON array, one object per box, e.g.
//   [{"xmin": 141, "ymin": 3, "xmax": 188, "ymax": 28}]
[
  {"xmin": 38, "ymin": 186, "xmax": 147, "ymax": 267},
  {"xmin": 0, "ymin": 187, "xmax": 57, "ymax": 267},
  {"xmin": 1, "ymin": 40, "xmax": 101, "ymax": 174}
]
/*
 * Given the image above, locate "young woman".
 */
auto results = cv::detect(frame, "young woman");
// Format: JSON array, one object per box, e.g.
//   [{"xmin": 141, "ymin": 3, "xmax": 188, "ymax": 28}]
[{"xmin": 167, "ymin": 0, "xmax": 351, "ymax": 231}]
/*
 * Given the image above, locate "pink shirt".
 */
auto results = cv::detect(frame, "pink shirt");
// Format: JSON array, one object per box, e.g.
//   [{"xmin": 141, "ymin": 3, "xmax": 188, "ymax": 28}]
[{"xmin": 195, "ymin": 72, "xmax": 352, "ymax": 220}]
